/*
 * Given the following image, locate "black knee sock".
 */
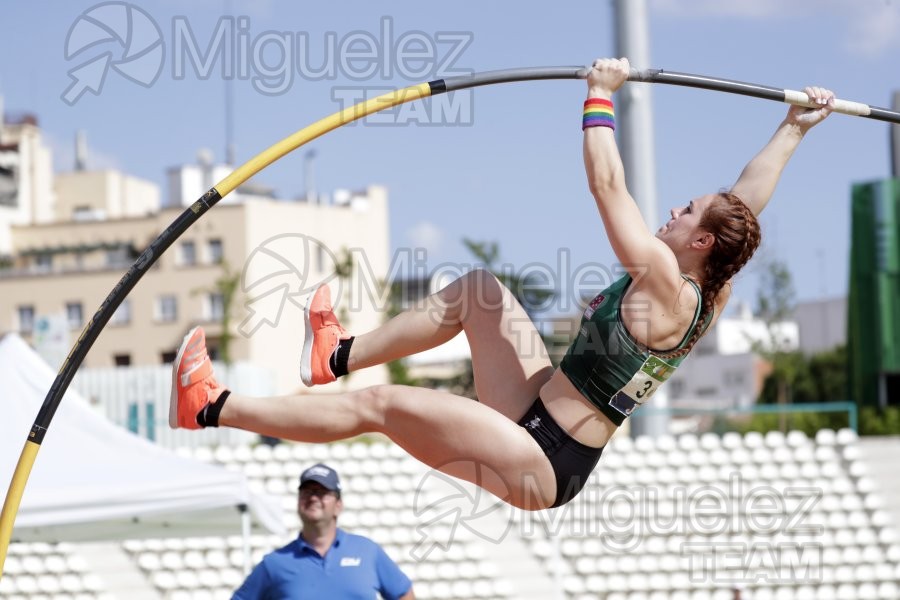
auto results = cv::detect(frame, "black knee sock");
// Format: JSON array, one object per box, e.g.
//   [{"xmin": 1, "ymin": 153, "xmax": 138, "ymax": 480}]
[
  {"xmin": 329, "ymin": 337, "xmax": 354, "ymax": 378},
  {"xmin": 197, "ymin": 390, "xmax": 231, "ymax": 428}
]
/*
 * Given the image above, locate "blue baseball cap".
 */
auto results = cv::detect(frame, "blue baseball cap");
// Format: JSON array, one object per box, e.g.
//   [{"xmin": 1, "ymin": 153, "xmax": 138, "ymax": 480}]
[{"xmin": 299, "ymin": 463, "xmax": 341, "ymax": 492}]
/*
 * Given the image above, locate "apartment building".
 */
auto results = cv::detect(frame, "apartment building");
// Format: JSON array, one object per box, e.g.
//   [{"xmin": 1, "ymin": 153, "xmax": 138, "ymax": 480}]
[{"xmin": 0, "ymin": 108, "xmax": 391, "ymax": 397}]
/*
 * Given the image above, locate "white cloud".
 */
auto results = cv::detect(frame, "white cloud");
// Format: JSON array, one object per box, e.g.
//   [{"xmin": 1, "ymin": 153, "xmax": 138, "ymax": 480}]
[{"xmin": 405, "ymin": 221, "xmax": 444, "ymax": 256}]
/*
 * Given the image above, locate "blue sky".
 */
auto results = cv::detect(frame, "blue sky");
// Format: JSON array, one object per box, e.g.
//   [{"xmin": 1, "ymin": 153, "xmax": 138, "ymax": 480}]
[{"xmin": 1, "ymin": 0, "xmax": 898, "ymax": 314}]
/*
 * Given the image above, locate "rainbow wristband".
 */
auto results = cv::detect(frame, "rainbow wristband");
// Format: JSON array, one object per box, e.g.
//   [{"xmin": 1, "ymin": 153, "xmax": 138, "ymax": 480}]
[{"xmin": 583, "ymin": 98, "xmax": 615, "ymax": 131}]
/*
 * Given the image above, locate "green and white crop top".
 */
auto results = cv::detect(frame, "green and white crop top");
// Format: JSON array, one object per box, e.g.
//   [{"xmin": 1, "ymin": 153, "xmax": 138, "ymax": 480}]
[{"xmin": 560, "ymin": 274, "xmax": 708, "ymax": 426}]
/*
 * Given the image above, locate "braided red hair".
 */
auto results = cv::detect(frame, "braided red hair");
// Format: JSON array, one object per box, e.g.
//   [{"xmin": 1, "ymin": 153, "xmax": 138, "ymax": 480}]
[{"xmin": 666, "ymin": 192, "xmax": 761, "ymax": 358}]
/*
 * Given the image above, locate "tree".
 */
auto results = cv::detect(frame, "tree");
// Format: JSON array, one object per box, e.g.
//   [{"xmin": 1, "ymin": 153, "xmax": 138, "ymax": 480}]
[
  {"xmin": 461, "ymin": 238, "xmax": 556, "ymax": 320},
  {"xmin": 754, "ymin": 258, "xmax": 796, "ymax": 350},
  {"xmin": 806, "ymin": 345, "xmax": 849, "ymax": 401},
  {"xmin": 333, "ymin": 246, "xmax": 354, "ymax": 326},
  {"xmin": 192, "ymin": 262, "xmax": 241, "ymax": 366},
  {"xmin": 753, "ymin": 259, "xmax": 797, "ymax": 430},
  {"xmin": 758, "ymin": 346, "xmax": 850, "ymax": 404},
  {"xmin": 444, "ymin": 238, "xmax": 558, "ymax": 398},
  {"xmin": 752, "ymin": 345, "xmax": 853, "ymax": 434}
]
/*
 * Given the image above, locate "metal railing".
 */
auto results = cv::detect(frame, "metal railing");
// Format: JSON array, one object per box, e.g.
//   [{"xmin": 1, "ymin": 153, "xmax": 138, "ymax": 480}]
[{"xmin": 632, "ymin": 401, "xmax": 859, "ymax": 432}]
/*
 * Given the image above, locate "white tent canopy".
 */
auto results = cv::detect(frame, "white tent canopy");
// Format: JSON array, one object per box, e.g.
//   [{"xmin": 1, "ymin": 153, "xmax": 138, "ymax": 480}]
[{"xmin": 0, "ymin": 333, "xmax": 285, "ymax": 542}]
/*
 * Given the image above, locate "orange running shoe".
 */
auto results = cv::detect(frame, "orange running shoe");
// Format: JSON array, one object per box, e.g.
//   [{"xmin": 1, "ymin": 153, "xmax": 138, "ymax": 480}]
[
  {"xmin": 300, "ymin": 284, "xmax": 350, "ymax": 386},
  {"xmin": 169, "ymin": 327, "xmax": 227, "ymax": 429}
]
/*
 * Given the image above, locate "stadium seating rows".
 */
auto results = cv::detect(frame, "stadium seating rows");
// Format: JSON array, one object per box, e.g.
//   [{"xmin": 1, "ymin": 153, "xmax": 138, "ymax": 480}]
[
  {"xmin": 0, "ymin": 542, "xmax": 112, "ymax": 599},
  {"xmin": 4, "ymin": 428, "xmax": 899, "ymax": 599}
]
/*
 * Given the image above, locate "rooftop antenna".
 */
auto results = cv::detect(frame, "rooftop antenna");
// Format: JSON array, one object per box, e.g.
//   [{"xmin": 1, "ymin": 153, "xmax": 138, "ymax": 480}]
[
  {"xmin": 197, "ymin": 148, "xmax": 214, "ymax": 191},
  {"xmin": 225, "ymin": 0, "xmax": 236, "ymax": 166},
  {"xmin": 304, "ymin": 149, "xmax": 317, "ymax": 204},
  {"xmin": 75, "ymin": 130, "xmax": 88, "ymax": 171}
]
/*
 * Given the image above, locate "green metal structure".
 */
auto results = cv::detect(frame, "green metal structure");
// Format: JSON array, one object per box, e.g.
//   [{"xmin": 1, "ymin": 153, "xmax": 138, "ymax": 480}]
[{"xmin": 848, "ymin": 179, "xmax": 900, "ymax": 407}]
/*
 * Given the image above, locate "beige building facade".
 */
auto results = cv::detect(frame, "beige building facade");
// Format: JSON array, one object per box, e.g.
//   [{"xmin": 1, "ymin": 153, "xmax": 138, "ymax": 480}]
[
  {"xmin": 0, "ymin": 111, "xmax": 56, "ymax": 253},
  {"xmin": 0, "ymin": 111, "xmax": 392, "ymax": 396},
  {"xmin": 0, "ymin": 187, "xmax": 392, "ymax": 396}
]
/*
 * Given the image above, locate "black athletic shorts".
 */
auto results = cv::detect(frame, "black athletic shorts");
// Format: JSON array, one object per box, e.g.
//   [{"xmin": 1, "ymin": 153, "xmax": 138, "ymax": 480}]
[{"xmin": 517, "ymin": 396, "xmax": 605, "ymax": 507}]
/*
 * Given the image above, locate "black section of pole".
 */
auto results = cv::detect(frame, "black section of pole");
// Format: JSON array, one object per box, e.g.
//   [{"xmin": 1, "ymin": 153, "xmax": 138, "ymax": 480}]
[
  {"xmin": 629, "ymin": 69, "xmax": 787, "ymax": 103},
  {"xmin": 441, "ymin": 67, "xmax": 586, "ymax": 92},
  {"xmin": 867, "ymin": 107, "xmax": 900, "ymax": 126},
  {"xmin": 29, "ymin": 188, "xmax": 223, "ymax": 443}
]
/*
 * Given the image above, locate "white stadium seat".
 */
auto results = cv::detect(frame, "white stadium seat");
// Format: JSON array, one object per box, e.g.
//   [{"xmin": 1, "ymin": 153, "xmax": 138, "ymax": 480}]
[
  {"xmin": 15, "ymin": 574, "xmax": 38, "ymax": 594},
  {"xmin": 634, "ymin": 435, "xmax": 656, "ymax": 453},
  {"xmin": 272, "ymin": 443, "xmax": 293, "ymax": 461},
  {"xmin": 677, "ymin": 434, "xmax": 699, "ymax": 451},
  {"xmin": 857, "ymin": 477, "xmax": 877, "ymax": 494},
  {"xmin": 836, "ymin": 428, "xmax": 858, "ymax": 445},
  {"xmin": 815, "ymin": 584, "xmax": 837, "ymax": 600},
  {"xmin": 37, "ymin": 573, "xmax": 62, "ymax": 593},
  {"xmin": 878, "ymin": 582, "xmax": 899, "ymax": 599},
  {"xmin": 699, "ymin": 432, "xmax": 721, "ymax": 449},
  {"xmin": 60, "ymin": 573, "xmax": 85, "ymax": 593},
  {"xmin": 815, "ymin": 429, "xmax": 837, "ymax": 445},
  {"xmin": 786, "ymin": 430, "xmax": 809, "ymax": 446},
  {"xmin": 721, "ymin": 431, "xmax": 743, "ymax": 449},
  {"xmin": 764, "ymin": 430, "xmax": 786, "ymax": 447},
  {"xmin": 848, "ymin": 461, "xmax": 868, "ymax": 477}
]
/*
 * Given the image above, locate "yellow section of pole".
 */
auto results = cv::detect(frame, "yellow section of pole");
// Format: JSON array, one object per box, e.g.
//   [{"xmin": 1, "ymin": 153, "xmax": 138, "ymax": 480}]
[
  {"xmin": 216, "ymin": 84, "xmax": 432, "ymax": 197},
  {"xmin": 0, "ymin": 441, "xmax": 40, "ymax": 576},
  {"xmin": 0, "ymin": 82, "xmax": 435, "ymax": 579}
]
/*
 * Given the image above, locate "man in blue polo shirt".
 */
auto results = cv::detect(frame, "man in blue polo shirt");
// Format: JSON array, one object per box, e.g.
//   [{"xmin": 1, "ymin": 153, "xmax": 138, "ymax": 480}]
[{"xmin": 233, "ymin": 463, "xmax": 414, "ymax": 599}]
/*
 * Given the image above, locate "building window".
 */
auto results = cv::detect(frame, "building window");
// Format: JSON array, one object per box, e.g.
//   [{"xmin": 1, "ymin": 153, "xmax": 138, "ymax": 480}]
[
  {"xmin": 17, "ymin": 305, "xmax": 35, "ymax": 334},
  {"xmin": 0, "ymin": 164, "xmax": 17, "ymax": 207},
  {"xmin": 160, "ymin": 350, "xmax": 177, "ymax": 364},
  {"xmin": 156, "ymin": 295, "xmax": 178, "ymax": 322},
  {"xmin": 207, "ymin": 292, "xmax": 225, "ymax": 321},
  {"xmin": 208, "ymin": 239, "xmax": 223, "ymax": 264},
  {"xmin": 180, "ymin": 241, "xmax": 196, "ymax": 266},
  {"xmin": 66, "ymin": 302, "xmax": 83, "ymax": 329},
  {"xmin": 109, "ymin": 299, "xmax": 131, "ymax": 326},
  {"xmin": 106, "ymin": 246, "xmax": 130, "ymax": 267},
  {"xmin": 34, "ymin": 253, "xmax": 52, "ymax": 272},
  {"xmin": 724, "ymin": 371, "xmax": 745, "ymax": 386},
  {"xmin": 114, "ymin": 354, "xmax": 131, "ymax": 367}
]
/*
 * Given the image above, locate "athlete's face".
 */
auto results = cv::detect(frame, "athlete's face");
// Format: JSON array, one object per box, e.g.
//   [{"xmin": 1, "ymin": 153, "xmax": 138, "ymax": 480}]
[{"xmin": 656, "ymin": 193, "xmax": 716, "ymax": 252}]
